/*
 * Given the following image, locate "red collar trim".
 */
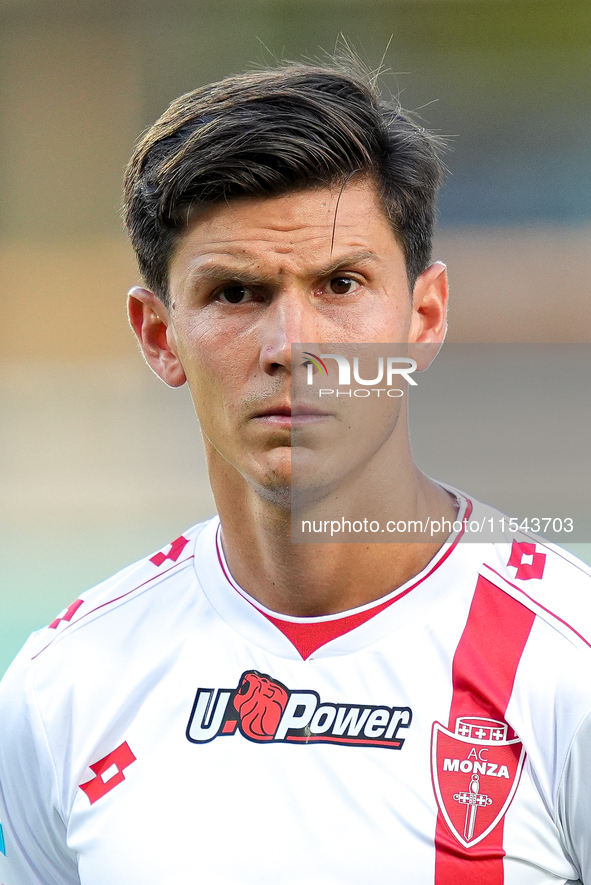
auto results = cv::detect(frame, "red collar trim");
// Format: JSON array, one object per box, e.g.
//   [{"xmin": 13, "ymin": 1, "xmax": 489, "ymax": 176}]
[{"xmin": 216, "ymin": 498, "xmax": 472, "ymax": 660}]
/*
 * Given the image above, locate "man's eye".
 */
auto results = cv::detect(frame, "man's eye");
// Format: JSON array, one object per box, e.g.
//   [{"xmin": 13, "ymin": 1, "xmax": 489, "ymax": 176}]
[
  {"xmin": 328, "ymin": 276, "xmax": 359, "ymax": 295},
  {"xmin": 218, "ymin": 285, "xmax": 249, "ymax": 304}
]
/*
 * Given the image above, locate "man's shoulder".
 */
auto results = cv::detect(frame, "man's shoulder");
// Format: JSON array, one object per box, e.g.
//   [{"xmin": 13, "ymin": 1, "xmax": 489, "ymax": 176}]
[
  {"xmin": 462, "ymin": 493, "xmax": 591, "ymax": 652},
  {"xmin": 8, "ymin": 517, "xmax": 219, "ymax": 673}
]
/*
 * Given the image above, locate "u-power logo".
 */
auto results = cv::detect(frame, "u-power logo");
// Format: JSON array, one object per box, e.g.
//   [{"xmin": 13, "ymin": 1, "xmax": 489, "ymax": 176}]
[
  {"xmin": 187, "ymin": 671, "xmax": 412, "ymax": 750},
  {"xmin": 303, "ymin": 352, "xmax": 417, "ymax": 398}
]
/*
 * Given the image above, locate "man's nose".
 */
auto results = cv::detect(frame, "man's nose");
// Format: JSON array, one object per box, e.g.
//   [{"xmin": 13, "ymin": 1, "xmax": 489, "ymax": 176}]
[{"xmin": 258, "ymin": 291, "xmax": 321, "ymax": 375}]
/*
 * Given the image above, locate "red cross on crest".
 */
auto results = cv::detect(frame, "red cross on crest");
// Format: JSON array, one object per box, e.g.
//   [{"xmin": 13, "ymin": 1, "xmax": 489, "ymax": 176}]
[{"xmin": 507, "ymin": 540, "xmax": 546, "ymax": 580}]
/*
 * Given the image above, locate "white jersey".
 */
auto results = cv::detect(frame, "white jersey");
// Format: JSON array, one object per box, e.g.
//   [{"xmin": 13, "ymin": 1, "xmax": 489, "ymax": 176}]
[{"xmin": 1, "ymin": 493, "xmax": 591, "ymax": 885}]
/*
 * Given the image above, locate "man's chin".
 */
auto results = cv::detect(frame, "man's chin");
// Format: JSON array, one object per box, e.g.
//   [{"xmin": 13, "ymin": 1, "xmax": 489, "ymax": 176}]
[
  {"xmin": 243, "ymin": 448, "xmax": 292, "ymax": 509},
  {"xmin": 247, "ymin": 447, "xmax": 344, "ymax": 512}
]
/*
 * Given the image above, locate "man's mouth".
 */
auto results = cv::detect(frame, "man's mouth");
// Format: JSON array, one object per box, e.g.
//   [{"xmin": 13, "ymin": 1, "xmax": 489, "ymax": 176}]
[{"xmin": 251, "ymin": 403, "xmax": 334, "ymax": 424}]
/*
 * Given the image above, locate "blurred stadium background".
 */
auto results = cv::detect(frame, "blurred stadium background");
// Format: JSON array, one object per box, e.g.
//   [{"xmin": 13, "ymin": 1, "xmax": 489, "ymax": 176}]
[{"xmin": 1, "ymin": 0, "xmax": 590, "ymax": 675}]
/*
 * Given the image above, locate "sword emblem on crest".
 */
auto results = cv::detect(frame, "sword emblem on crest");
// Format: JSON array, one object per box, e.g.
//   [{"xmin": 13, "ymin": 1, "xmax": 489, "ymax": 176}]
[{"xmin": 453, "ymin": 772, "xmax": 492, "ymax": 840}]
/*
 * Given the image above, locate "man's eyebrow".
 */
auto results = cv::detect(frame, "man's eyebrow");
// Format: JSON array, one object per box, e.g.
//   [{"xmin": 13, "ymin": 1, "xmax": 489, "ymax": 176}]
[
  {"xmin": 186, "ymin": 262, "xmax": 273, "ymax": 287},
  {"xmin": 317, "ymin": 251, "xmax": 377, "ymax": 277},
  {"xmin": 186, "ymin": 251, "xmax": 378, "ymax": 287}
]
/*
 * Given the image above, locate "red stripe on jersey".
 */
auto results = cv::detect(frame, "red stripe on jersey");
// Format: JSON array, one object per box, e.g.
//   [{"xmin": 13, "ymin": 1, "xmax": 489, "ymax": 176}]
[
  {"xmin": 483, "ymin": 563, "xmax": 591, "ymax": 650},
  {"xmin": 434, "ymin": 576, "xmax": 535, "ymax": 885}
]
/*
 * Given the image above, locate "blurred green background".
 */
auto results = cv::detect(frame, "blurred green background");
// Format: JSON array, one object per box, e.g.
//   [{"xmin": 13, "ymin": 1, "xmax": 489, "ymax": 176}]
[{"xmin": 1, "ymin": 0, "xmax": 590, "ymax": 676}]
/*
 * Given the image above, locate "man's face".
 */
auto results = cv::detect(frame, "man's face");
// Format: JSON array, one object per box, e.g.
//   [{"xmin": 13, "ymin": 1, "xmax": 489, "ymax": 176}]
[{"xmin": 129, "ymin": 179, "xmax": 447, "ymax": 504}]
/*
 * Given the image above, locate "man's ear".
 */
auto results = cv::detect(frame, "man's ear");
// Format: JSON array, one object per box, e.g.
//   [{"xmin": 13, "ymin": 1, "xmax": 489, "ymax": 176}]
[
  {"xmin": 127, "ymin": 287, "xmax": 187, "ymax": 388},
  {"xmin": 408, "ymin": 261, "xmax": 449, "ymax": 371}
]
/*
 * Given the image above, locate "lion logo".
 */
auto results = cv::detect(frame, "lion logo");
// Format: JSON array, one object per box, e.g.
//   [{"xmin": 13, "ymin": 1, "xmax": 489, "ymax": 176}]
[{"xmin": 233, "ymin": 671, "xmax": 289, "ymax": 741}]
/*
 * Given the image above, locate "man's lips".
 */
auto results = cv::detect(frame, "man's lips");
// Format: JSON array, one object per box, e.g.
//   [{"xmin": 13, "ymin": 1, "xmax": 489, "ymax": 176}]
[{"xmin": 251, "ymin": 404, "xmax": 334, "ymax": 423}]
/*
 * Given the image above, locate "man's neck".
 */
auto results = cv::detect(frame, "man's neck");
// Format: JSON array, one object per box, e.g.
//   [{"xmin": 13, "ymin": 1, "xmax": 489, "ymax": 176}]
[{"xmin": 208, "ymin": 449, "xmax": 458, "ymax": 617}]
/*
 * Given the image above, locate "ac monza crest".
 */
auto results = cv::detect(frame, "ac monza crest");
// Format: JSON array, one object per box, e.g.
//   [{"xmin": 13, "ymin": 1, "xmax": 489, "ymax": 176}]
[{"xmin": 431, "ymin": 717, "xmax": 526, "ymax": 848}]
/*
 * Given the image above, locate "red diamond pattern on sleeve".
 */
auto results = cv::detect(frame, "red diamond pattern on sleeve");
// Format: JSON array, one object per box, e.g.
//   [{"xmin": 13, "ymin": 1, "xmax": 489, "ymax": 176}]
[
  {"xmin": 49, "ymin": 599, "xmax": 84, "ymax": 630},
  {"xmin": 507, "ymin": 541, "xmax": 546, "ymax": 581},
  {"xmin": 79, "ymin": 742, "xmax": 137, "ymax": 805},
  {"xmin": 149, "ymin": 536, "xmax": 190, "ymax": 568}
]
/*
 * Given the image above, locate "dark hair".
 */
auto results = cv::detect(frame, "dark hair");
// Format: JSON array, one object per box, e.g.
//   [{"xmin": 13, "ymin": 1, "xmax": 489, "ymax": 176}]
[{"xmin": 123, "ymin": 63, "xmax": 444, "ymax": 304}]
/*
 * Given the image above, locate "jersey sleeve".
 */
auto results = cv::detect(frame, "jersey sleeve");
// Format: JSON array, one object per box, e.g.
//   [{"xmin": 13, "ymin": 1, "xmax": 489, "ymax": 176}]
[
  {"xmin": 556, "ymin": 706, "xmax": 591, "ymax": 884},
  {"xmin": 0, "ymin": 644, "xmax": 80, "ymax": 885}
]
